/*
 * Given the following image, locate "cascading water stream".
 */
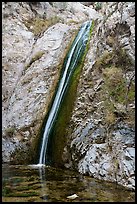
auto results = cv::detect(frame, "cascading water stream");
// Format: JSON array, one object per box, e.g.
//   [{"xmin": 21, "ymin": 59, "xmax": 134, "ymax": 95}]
[{"xmin": 38, "ymin": 21, "xmax": 92, "ymax": 165}]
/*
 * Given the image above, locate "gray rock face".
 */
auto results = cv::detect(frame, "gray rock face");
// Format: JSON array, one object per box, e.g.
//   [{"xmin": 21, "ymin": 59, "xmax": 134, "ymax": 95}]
[
  {"xmin": 2, "ymin": 2, "xmax": 80, "ymax": 163},
  {"xmin": 65, "ymin": 2, "xmax": 135, "ymax": 190},
  {"xmin": 77, "ymin": 123, "xmax": 135, "ymax": 190},
  {"xmin": 2, "ymin": 2, "xmax": 98, "ymax": 163}
]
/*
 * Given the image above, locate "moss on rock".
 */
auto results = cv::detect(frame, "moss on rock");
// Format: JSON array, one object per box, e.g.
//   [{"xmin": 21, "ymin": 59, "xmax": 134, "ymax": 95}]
[{"xmin": 45, "ymin": 21, "xmax": 94, "ymax": 167}]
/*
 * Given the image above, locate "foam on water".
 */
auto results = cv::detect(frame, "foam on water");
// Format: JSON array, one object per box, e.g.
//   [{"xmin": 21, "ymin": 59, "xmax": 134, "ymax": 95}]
[{"xmin": 28, "ymin": 164, "xmax": 46, "ymax": 168}]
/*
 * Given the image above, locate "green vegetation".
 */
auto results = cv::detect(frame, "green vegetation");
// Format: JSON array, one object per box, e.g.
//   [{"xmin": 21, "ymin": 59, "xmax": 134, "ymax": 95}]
[
  {"xmin": 94, "ymin": 51, "xmax": 113, "ymax": 70},
  {"xmin": 5, "ymin": 127, "xmax": 16, "ymax": 137},
  {"xmin": 95, "ymin": 47, "xmax": 134, "ymax": 71},
  {"xmin": 24, "ymin": 16, "xmax": 61, "ymax": 37},
  {"xmin": 114, "ymin": 48, "xmax": 134, "ymax": 71},
  {"xmin": 102, "ymin": 66, "xmax": 127, "ymax": 103},
  {"xmin": 127, "ymin": 82, "xmax": 135, "ymax": 103},
  {"xmin": 94, "ymin": 2, "xmax": 102, "ymax": 11},
  {"xmin": 94, "ymin": 47, "xmax": 135, "ymax": 126}
]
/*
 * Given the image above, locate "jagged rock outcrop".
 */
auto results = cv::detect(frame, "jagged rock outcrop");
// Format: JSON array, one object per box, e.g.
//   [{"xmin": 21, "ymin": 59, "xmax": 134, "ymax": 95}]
[
  {"xmin": 64, "ymin": 2, "xmax": 135, "ymax": 190},
  {"xmin": 2, "ymin": 2, "xmax": 135, "ymax": 191}
]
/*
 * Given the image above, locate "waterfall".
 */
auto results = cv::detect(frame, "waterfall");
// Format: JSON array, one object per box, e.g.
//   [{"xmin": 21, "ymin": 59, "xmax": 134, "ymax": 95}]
[{"xmin": 38, "ymin": 21, "xmax": 92, "ymax": 165}]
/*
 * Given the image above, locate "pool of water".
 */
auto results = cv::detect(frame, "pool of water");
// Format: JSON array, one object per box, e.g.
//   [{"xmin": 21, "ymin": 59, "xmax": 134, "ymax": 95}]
[{"xmin": 2, "ymin": 164, "xmax": 135, "ymax": 202}]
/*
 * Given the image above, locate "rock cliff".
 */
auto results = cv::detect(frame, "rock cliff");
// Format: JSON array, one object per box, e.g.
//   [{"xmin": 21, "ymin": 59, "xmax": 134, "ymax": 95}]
[
  {"xmin": 64, "ymin": 2, "xmax": 135, "ymax": 190},
  {"xmin": 2, "ymin": 2, "xmax": 135, "ymax": 190}
]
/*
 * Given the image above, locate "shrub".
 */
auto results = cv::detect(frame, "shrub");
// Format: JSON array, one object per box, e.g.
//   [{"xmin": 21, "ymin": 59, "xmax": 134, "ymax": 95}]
[
  {"xmin": 5, "ymin": 127, "xmax": 16, "ymax": 137},
  {"xmin": 94, "ymin": 51, "xmax": 114, "ymax": 71},
  {"xmin": 102, "ymin": 66, "xmax": 127, "ymax": 103},
  {"xmin": 94, "ymin": 2, "xmax": 102, "ymax": 11},
  {"xmin": 105, "ymin": 111, "xmax": 116, "ymax": 124}
]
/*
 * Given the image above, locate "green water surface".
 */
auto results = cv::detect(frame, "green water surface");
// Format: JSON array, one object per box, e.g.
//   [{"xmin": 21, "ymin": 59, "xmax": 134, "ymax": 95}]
[{"xmin": 2, "ymin": 164, "xmax": 135, "ymax": 202}]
